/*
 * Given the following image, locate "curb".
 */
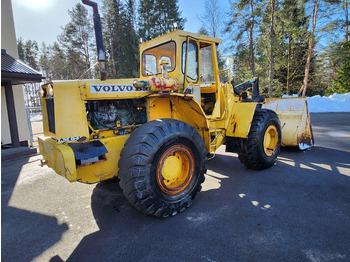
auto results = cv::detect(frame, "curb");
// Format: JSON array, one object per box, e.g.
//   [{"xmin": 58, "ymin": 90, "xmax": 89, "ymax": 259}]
[{"xmin": 1, "ymin": 147, "xmax": 38, "ymax": 161}]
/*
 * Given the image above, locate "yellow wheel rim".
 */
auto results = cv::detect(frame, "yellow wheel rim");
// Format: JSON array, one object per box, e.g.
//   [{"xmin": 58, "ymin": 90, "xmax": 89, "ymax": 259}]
[
  {"xmin": 157, "ymin": 145, "xmax": 194, "ymax": 195},
  {"xmin": 263, "ymin": 125, "xmax": 278, "ymax": 156}
]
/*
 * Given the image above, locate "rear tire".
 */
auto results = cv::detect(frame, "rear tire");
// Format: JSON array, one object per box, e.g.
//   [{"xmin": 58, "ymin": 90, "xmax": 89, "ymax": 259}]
[
  {"xmin": 238, "ymin": 109, "xmax": 281, "ymax": 170},
  {"xmin": 118, "ymin": 119, "xmax": 207, "ymax": 217}
]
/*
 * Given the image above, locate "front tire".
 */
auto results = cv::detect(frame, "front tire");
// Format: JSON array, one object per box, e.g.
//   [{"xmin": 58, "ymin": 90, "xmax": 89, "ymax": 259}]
[
  {"xmin": 118, "ymin": 119, "xmax": 207, "ymax": 217},
  {"xmin": 238, "ymin": 109, "xmax": 281, "ymax": 170}
]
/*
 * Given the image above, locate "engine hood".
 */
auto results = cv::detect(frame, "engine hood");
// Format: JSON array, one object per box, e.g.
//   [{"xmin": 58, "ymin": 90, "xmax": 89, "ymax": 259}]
[{"xmin": 42, "ymin": 78, "xmax": 152, "ymax": 100}]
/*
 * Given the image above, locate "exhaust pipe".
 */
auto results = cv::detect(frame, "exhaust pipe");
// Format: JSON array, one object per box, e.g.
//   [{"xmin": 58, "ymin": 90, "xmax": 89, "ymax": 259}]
[{"xmin": 82, "ymin": 0, "xmax": 106, "ymax": 81}]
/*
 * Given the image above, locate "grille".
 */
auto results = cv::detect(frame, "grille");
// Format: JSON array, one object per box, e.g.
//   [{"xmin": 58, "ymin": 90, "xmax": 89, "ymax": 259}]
[{"xmin": 46, "ymin": 99, "xmax": 55, "ymax": 134}]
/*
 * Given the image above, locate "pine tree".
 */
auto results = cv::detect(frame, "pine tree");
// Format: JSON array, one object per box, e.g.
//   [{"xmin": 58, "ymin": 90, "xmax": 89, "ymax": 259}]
[
  {"xmin": 102, "ymin": 0, "xmax": 122, "ymax": 77},
  {"xmin": 299, "ymin": 0, "xmax": 341, "ymax": 96},
  {"xmin": 138, "ymin": 0, "xmax": 156, "ymax": 41},
  {"xmin": 17, "ymin": 37, "xmax": 25, "ymax": 62},
  {"xmin": 273, "ymin": 0, "xmax": 310, "ymax": 95},
  {"xmin": 332, "ymin": 39, "xmax": 350, "ymax": 92},
  {"xmin": 50, "ymin": 42, "xmax": 70, "ymax": 80},
  {"xmin": 268, "ymin": 0, "xmax": 276, "ymax": 98},
  {"xmin": 120, "ymin": 0, "xmax": 139, "ymax": 77},
  {"xmin": 59, "ymin": 3, "xmax": 95, "ymax": 79},
  {"xmin": 198, "ymin": 27, "xmax": 209, "ymax": 36},
  {"xmin": 17, "ymin": 38, "xmax": 39, "ymax": 70},
  {"xmin": 38, "ymin": 42, "xmax": 52, "ymax": 80},
  {"xmin": 138, "ymin": 0, "xmax": 186, "ymax": 41},
  {"xmin": 226, "ymin": 0, "xmax": 264, "ymax": 79},
  {"xmin": 102, "ymin": 0, "xmax": 139, "ymax": 78},
  {"xmin": 17, "ymin": 38, "xmax": 42, "ymax": 106},
  {"xmin": 325, "ymin": 35, "xmax": 350, "ymax": 94},
  {"xmin": 345, "ymin": 0, "xmax": 349, "ymax": 42}
]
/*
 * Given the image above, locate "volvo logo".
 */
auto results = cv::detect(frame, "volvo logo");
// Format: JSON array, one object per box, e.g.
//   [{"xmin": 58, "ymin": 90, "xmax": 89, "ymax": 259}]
[{"xmin": 90, "ymin": 84, "xmax": 148, "ymax": 93}]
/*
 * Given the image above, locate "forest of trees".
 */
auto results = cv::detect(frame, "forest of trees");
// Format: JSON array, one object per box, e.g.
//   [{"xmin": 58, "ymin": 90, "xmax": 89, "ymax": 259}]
[
  {"xmin": 224, "ymin": 0, "xmax": 349, "ymax": 97},
  {"xmin": 18, "ymin": 0, "xmax": 349, "ymax": 101}
]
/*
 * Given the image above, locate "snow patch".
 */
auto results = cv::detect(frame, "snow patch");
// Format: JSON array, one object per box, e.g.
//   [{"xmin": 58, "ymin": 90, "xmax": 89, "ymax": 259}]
[
  {"xmin": 278, "ymin": 93, "xmax": 350, "ymax": 112},
  {"xmin": 282, "ymin": 94, "xmax": 299, "ymax": 98},
  {"xmin": 307, "ymin": 93, "xmax": 350, "ymax": 113},
  {"xmin": 299, "ymin": 143, "xmax": 313, "ymax": 150}
]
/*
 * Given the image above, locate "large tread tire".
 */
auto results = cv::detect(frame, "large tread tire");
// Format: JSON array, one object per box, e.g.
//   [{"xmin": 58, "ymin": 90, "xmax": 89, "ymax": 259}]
[
  {"xmin": 238, "ymin": 109, "xmax": 281, "ymax": 170},
  {"xmin": 118, "ymin": 119, "xmax": 207, "ymax": 217}
]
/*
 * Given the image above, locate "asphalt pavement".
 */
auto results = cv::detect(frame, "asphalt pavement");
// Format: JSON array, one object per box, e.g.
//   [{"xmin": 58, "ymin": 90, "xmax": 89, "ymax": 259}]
[{"xmin": 1, "ymin": 113, "xmax": 350, "ymax": 262}]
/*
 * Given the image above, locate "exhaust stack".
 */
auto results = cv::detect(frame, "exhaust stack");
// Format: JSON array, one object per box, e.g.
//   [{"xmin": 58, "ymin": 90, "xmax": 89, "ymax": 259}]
[{"xmin": 82, "ymin": 0, "xmax": 106, "ymax": 81}]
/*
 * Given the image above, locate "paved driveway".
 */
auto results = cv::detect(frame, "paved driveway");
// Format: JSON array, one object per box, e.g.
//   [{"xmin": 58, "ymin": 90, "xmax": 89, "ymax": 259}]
[{"xmin": 2, "ymin": 113, "xmax": 350, "ymax": 261}]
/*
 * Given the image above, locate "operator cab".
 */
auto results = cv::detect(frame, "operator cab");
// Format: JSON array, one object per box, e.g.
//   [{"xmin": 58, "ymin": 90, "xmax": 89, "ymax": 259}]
[{"xmin": 139, "ymin": 30, "xmax": 227, "ymax": 118}]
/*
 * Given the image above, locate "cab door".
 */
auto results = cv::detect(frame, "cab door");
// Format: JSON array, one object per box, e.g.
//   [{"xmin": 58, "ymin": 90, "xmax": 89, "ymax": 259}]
[
  {"xmin": 199, "ymin": 42, "xmax": 221, "ymax": 118},
  {"xmin": 182, "ymin": 36, "xmax": 200, "ymax": 103}
]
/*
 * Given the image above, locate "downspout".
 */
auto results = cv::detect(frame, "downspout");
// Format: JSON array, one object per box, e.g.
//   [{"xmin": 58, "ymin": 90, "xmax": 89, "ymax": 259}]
[{"xmin": 82, "ymin": 0, "xmax": 106, "ymax": 80}]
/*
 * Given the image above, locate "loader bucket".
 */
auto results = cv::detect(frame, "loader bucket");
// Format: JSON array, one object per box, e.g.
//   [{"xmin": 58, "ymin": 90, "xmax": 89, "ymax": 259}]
[{"xmin": 263, "ymin": 97, "xmax": 314, "ymax": 150}]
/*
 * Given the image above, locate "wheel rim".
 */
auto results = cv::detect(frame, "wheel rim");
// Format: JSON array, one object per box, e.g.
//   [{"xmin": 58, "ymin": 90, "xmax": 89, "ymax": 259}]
[
  {"xmin": 156, "ymin": 145, "xmax": 195, "ymax": 195},
  {"xmin": 263, "ymin": 125, "xmax": 278, "ymax": 156}
]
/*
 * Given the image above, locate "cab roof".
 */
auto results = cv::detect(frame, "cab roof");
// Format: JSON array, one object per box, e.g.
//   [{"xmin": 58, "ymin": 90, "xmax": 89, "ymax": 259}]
[{"xmin": 139, "ymin": 30, "xmax": 223, "ymax": 51}]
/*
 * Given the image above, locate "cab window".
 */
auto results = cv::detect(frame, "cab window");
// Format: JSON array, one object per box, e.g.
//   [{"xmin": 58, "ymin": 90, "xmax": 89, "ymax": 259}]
[
  {"xmin": 142, "ymin": 41, "xmax": 176, "ymax": 76},
  {"xmin": 200, "ymin": 44, "xmax": 215, "ymax": 85},
  {"xmin": 182, "ymin": 40, "xmax": 199, "ymax": 82},
  {"xmin": 144, "ymin": 54, "xmax": 157, "ymax": 75}
]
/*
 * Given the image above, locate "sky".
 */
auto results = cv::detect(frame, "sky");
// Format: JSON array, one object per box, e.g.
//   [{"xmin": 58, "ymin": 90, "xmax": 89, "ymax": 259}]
[
  {"xmin": 11, "ymin": 0, "xmax": 344, "ymax": 53},
  {"xmin": 12, "ymin": 0, "xmax": 230, "ymax": 45}
]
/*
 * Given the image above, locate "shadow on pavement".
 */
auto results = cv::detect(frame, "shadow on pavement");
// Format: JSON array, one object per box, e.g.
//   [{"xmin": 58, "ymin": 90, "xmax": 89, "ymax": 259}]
[
  {"xmin": 1, "ymin": 156, "xmax": 69, "ymax": 262},
  {"xmin": 65, "ymin": 146, "xmax": 350, "ymax": 261}
]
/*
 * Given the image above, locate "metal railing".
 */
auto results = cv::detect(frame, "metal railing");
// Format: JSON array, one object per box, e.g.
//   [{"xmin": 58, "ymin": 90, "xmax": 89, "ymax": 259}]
[{"xmin": 26, "ymin": 107, "xmax": 42, "ymax": 148}]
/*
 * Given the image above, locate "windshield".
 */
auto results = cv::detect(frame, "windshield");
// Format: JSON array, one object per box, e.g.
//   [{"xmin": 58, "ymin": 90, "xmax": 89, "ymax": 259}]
[{"xmin": 142, "ymin": 41, "xmax": 176, "ymax": 76}]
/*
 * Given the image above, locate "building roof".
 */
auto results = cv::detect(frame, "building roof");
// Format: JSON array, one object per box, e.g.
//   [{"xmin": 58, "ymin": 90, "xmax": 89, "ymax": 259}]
[{"xmin": 1, "ymin": 49, "xmax": 44, "ymax": 85}]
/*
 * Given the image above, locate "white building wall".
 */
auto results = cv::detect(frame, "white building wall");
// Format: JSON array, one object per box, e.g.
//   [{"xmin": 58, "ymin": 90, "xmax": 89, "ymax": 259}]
[{"xmin": 1, "ymin": 0, "xmax": 30, "ymax": 145}]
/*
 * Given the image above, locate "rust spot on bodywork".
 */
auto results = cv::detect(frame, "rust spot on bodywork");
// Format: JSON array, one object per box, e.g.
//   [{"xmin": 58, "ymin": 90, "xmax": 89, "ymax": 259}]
[{"xmin": 297, "ymin": 125, "xmax": 315, "ymax": 147}]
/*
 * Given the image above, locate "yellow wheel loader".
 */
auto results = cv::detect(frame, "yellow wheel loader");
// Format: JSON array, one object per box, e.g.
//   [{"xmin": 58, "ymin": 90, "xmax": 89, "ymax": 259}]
[{"xmin": 38, "ymin": 0, "xmax": 314, "ymax": 217}]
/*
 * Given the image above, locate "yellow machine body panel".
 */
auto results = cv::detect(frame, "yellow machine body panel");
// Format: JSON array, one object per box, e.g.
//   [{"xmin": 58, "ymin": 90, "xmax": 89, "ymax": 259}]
[
  {"xmin": 39, "ymin": 135, "xmax": 130, "ymax": 183},
  {"xmin": 74, "ymin": 135, "xmax": 129, "ymax": 183},
  {"xmin": 42, "ymin": 81, "xmax": 89, "ymax": 140},
  {"xmin": 148, "ymin": 97, "xmax": 172, "ymax": 120},
  {"xmin": 79, "ymin": 78, "xmax": 151, "ymax": 99},
  {"xmin": 263, "ymin": 97, "xmax": 314, "ymax": 149},
  {"xmin": 226, "ymin": 103, "xmax": 257, "ymax": 138},
  {"xmin": 39, "ymin": 137, "xmax": 77, "ymax": 181}
]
